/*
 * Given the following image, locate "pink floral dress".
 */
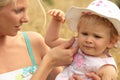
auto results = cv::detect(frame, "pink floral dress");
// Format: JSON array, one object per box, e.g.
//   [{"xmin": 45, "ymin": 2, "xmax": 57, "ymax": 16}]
[{"xmin": 55, "ymin": 41, "xmax": 117, "ymax": 80}]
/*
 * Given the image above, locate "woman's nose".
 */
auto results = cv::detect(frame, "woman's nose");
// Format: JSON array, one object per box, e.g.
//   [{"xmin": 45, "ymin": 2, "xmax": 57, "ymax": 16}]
[{"xmin": 21, "ymin": 13, "xmax": 29, "ymax": 23}]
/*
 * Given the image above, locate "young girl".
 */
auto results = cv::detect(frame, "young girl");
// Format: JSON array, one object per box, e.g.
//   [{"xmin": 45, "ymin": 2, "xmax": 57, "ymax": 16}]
[{"xmin": 45, "ymin": 0, "xmax": 120, "ymax": 80}]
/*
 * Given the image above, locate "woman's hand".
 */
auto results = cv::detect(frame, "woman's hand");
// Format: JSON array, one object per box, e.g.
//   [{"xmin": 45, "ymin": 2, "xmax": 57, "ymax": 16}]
[
  {"xmin": 46, "ymin": 37, "xmax": 78, "ymax": 67},
  {"xmin": 86, "ymin": 72, "xmax": 101, "ymax": 80},
  {"xmin": 31, "ymin": 37, "xmax": 78, "ymax": 80},
  {"xmin": 69, "ymin": 72, "xmax": 101, "ymax": 80}
]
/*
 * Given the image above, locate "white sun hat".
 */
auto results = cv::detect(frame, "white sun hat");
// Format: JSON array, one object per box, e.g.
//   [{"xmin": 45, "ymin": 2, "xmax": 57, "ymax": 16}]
[{"xmin": 65, "ymin": 0, "xmax": 120, "ymax": 35}]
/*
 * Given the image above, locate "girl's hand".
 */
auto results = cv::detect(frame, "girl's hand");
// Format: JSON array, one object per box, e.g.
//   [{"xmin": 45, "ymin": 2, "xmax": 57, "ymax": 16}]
[{"xmin": 48, "ymin": 9, "xmax": 65, "ymax": 23}]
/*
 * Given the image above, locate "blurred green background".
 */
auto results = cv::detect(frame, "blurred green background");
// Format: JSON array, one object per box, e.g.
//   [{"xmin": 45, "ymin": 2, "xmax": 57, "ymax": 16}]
[{"xmin": 22, "ymin": 0, "xmax": 120, "ymax": 79}]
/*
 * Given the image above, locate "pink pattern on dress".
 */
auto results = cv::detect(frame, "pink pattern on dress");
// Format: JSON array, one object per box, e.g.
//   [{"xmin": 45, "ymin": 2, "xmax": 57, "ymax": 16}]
[{"xmin": 73, "ymin": 53, "xmax": 84, "ymax": 67}]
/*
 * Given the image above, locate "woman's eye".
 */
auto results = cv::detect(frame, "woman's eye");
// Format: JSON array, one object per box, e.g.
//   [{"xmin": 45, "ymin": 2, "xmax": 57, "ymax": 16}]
[
  {"xmin": 14, "ymin": 8, "xmax": 24, "ymax": 14},
  {"xmin": 16, "ymin": 9, "xmax": 22, "ymax": 13}
]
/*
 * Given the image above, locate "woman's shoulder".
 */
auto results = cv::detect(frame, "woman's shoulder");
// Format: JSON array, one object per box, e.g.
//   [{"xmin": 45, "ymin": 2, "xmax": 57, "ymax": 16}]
[
  {"xmin": 20, "ymin": 31, "xmax": 49, "ymax": 59},
  {"xmin": 25, "ymin": 31, "xmax": 46, "ymax": 47},
  {"xmin": 25, "ymin": 31, "xmax": 44, "ymax": 40},
  {"xmin": 18, "ymin": 31, "xmax": 44, "ymax": 45}
]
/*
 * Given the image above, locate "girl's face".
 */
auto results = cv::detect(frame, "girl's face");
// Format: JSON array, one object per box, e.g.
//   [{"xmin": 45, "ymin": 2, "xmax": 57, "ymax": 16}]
[
  {"xmin": 77, "ymin": 23, "xmax": 113, "ymax": 57},
  {"xmin": 0, "ymin": 0, "xmax": 29, "ymax": 36}
]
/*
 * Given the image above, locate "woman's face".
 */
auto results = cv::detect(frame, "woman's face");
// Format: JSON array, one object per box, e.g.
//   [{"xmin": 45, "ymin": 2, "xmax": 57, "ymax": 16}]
[{"xmin": 0, "ymin": 0, "xmax": 29, "ymax": 36}]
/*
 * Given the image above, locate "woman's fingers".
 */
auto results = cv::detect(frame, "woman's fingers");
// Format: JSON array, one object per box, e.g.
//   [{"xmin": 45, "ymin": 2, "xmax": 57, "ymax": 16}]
[
  {"xmin": 86, "ymin": 72, "xmax": 101, "ymax": 80},
  {"xmin": 58, "ymin": 37, "xmax": 75, "ymax": 49},
  {"xmin": 69, "ymin": 73, "xmax": 101, "ymax": 80},
  {"xmin": 69, "ymin": 74, "xmax": 83, "ymax": 80}
]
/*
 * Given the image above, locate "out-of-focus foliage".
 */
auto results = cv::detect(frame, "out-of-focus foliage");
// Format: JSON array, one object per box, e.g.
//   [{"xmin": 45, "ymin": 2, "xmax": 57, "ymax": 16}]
[
  {"xmin": 43, "ymin": 0, "xmax": 54, "ymax": 5},
  {"xmin": 115, "ymin": 0, "xmax": 120, "ymax": 8}
]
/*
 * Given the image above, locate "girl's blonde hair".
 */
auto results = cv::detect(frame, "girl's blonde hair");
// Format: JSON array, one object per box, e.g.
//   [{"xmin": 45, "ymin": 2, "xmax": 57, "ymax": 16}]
[{"xmin": 77, "ymin": 14, "xmax": 119, "ymax": 40}]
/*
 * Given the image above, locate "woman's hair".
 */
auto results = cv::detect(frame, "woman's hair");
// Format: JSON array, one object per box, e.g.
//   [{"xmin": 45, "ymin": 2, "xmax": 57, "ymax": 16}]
[
  {"xmin": 0, "ymin": 0, "xmax": 16, "ymax": 8},
  {"xmin": 36, "ymin": 0, "xmax": 46, "ymax": 27},
  {"xmin": 77, "ymin": 14, "xmax": 119, "ymax": 40}
]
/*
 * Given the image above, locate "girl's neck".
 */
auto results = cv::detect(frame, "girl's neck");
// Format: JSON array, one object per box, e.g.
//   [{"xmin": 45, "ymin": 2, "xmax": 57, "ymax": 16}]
[{"xmin": 81, "ymin": 50, "xmax": 109, "ymax": 58}]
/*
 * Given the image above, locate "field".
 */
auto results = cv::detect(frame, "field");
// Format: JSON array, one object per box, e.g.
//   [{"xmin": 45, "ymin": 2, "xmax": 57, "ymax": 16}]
[{"xmin": 22, "ymin": 0, "xmax": 120, "ymax": 79}]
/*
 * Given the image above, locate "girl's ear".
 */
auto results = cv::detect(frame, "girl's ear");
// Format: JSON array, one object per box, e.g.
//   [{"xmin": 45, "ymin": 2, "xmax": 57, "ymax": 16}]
[{"xmin": 107, "ymin": 37, "xmax": 118, "ymax": 49}]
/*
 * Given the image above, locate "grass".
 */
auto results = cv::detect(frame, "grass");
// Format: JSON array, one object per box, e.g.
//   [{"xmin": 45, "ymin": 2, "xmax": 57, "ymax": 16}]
[{"xmin": 22, "ymin": 0, "xmax": 120, "ymax": 79}]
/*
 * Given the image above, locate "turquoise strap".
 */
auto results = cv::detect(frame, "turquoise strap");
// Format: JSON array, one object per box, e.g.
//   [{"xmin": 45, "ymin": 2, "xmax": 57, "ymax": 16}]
[{"xmin": 22, "ymin": 32, "xmax": 37, "ymax": 65}]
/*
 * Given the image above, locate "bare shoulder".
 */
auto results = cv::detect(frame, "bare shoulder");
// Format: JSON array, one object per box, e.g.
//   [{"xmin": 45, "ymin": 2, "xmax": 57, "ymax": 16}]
[
  {"xmin": 23, "ymin": 31, "xmax": 49, "ymax": 59},
  {"xmin": 25, "ymin": 31, "xmax": 44, "ymax": 41},
  {"xmin": 97, "ymin": 65, "xmax": 118, "ymax": 80},
  {"xmin": 25, "ymin": 31, "xmax": 45, "ymax": 47}
]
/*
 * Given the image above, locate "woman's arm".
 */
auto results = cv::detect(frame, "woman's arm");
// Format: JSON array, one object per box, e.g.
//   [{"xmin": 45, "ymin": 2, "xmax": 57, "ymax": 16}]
[
  {"xmin": 97, "ymin": 65, "xmax": 117, "ymax": 80},
  {"xmin": 30, "ymin": 37, "xmax": 78, "ymax": 80},
  {"xmin": 46, "ymin": 67, "xmax": 63, "ymax": 80}
]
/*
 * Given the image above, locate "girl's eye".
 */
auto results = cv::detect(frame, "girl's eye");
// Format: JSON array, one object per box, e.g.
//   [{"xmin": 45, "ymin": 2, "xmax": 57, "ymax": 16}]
[
  {"xmin": 94, "ymin": 35, "xmax": 102, "ymax": 38},
  {"xmin": 82, "ymin": 32, "xmax": 88, "ymax": 36}
]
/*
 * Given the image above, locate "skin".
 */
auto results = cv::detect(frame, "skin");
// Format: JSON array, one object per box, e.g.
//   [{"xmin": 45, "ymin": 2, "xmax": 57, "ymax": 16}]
[
  {"xmin": 69, "ymin": 73, "xmax": 101, "ymax": 80},
  {"xmin": 77, "ymin": 23, "xmax": 112, "ymax": 57},
  {"xmin": 0, "ymin": 0, "xmax": 78, "ymax": 80},
  {"xmin": 0, "ymin": 0, "xmax": 32, "ymax": 73},
  {"xmin": 0, "ymin": 0, "xmax": 29, "ymax": 36},
  {"xmin": 31, "ymin": 39, "xmax": 78, "ymax": 80}
]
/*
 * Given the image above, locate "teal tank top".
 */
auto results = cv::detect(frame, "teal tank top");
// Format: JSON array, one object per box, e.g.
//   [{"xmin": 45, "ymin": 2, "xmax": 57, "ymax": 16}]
[
  {"xmin": 0, "ymin": 32, "xmax": 38, "ymax": 80},
  {"xmin": 22, "ymin": 32, "xmax": 37, "ymax": 66}
]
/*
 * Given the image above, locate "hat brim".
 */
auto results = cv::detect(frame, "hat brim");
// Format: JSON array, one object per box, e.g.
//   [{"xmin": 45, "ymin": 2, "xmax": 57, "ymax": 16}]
[{"xmin": 65, "ymin": 6, "xmax": 120, "ymax": 35}]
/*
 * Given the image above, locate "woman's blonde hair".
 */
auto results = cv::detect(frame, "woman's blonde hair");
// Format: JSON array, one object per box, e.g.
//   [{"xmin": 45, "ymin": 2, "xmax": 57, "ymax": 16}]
[
  {"xmin": 36, "ymin": 0, "xmax": 46, "ymax": 28},
  {"xmin": 0, "ymin": 0, "xmax": 16, "ymax": 8}
]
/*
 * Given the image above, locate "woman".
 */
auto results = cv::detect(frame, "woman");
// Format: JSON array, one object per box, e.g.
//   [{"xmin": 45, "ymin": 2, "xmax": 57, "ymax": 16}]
[{"xmin": 0, "ymin": 0, "xmax": 100, "ymax": 80}]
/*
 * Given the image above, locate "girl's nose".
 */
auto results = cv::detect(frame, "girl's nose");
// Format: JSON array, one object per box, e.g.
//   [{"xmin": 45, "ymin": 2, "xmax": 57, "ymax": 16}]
[{"xmin": 85, "ymin": 37, "xmax": 93, "ymax": 44}]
